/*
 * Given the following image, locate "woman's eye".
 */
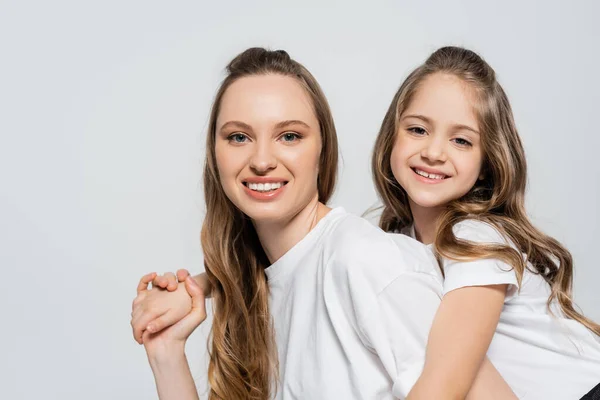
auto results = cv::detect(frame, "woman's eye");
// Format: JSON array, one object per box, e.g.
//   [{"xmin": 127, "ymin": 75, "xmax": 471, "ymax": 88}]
[
  {"xmin": 452, "ymin": 137, "xmax": 472, "ymax": 147},
  {"xmin": 408, "ymin": 127, "xmax": 426, "ymax": 135},
  {"xmin": 228, "ymin": 133, "xmax": 248, "ymax": 143},
  {"xmin": 280, "ymin": 132, "xmax": 300, "ymax": 142}
]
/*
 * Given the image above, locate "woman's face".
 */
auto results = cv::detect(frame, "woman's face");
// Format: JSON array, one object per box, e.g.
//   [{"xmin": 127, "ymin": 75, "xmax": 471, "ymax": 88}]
[{"xmin": 215, "ymin": 74, "xmax": 322, "ymax": 224}]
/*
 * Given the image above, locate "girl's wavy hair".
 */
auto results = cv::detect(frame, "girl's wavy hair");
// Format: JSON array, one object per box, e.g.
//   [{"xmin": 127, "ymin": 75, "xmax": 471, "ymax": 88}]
[
  {"xmin": 372, "ymin": 46, "xmax": 599, "ymax": 335},
  {"xmin": 202, "ymin": 47, "xmax": 338, "ymax": 399}
]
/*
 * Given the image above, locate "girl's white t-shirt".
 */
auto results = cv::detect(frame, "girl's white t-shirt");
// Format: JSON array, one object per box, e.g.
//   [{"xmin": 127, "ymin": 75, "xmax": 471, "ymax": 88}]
[
  {"xmin": 404, "ymin": 220, "xmax": 600, "ymax": 399},
  {"xmin": 265, "ymin": 208, "xmax": 443, "ymax": 399}
]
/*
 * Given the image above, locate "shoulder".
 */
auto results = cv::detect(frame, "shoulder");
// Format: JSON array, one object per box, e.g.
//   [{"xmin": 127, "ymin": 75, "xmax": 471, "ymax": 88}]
[
  {"xmin": 387, "ymin": 233, "xmax": 442, "ymax": 276},
  {"xmin": 323, "ymin": 213, "xmax": 440, "ymax": 291},
  {"xmin": 452, "ymin": 219, "xmax": 510, "ymax": 246},
  {"xmin": 328, "ymin": 212, "xmax": 386, "ymax": 243},
  {"xmin": 323, "ymin": 212, "xmax": 397, "ymax": 260},
  {"xmin": 321, "ymin": 216, "xmax": 442, "ymax": 348},
  {"xmin": 325, "ymin": 213, "xmax": 400, "ymax": 269},
  {"xmin": 442, "ymin": 219, "xmax": 520, "ymax": 295}
]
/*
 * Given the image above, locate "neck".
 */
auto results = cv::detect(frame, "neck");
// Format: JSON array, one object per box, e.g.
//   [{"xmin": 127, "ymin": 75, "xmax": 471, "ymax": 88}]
[
  {"xmin": 253, "ymin": 195, "xmax": 330, "ymax": 264},
  {"xmin": 409, "ymin": 200, "xmax": 444, "ymax": 245}
]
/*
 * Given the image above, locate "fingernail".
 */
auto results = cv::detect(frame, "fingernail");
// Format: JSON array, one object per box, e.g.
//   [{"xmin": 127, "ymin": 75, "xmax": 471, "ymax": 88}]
[{"xmin": 146, "ymin": 324, "xmax": 154, "ymax": 333}]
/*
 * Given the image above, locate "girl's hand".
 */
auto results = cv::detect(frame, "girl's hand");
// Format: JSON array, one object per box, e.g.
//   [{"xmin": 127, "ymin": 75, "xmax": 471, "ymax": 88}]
[
  {"xmin": 151, "ymin": 269, "xmax": 191, "ymax": 292},
  {"xmin": 131, "ymin": 271, "xmax": 211, "ymax": 345},
  {"xmin": 131, "ymin": 272, "xmax": 193, "ymax": 344},
  {"xmin": 153, "ymin": 270, "xmax": 213, "ymax": 299},
  {"xmin": 136, "ymin": 274, "xmax": 207, "ymax": 360}
]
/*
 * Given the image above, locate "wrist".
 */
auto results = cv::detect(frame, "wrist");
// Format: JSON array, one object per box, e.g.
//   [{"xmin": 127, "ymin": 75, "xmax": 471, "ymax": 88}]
[
  {"xmin": 146, "ymin": 341, "xmax": 186, "ymax": 367},
  {"xmin": 148, "ymin": 350, "xmax": 193, "ymax": 389}
]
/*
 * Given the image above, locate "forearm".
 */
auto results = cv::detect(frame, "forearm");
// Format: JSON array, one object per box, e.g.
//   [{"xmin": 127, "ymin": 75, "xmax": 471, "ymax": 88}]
[
  {"xmin": 466, "ymin": 357, "xmax": 516, "ymax": 400},
  {"xmin": 408, "ymin": 285, "xmax": 507, "ymax": 399},
  {"xmin": 407, "ymin": 370, "xmax": 466, "ymax": 400},
  {"xmin": 148, "ymin": 347, "xmax": 199, "ymax": 400},
  {"xmin": 408, "ymin": 358, "xmax": 516, "ymax": 400}
]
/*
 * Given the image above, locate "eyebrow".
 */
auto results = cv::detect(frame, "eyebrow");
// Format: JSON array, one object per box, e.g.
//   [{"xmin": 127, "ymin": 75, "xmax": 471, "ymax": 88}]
[
  {"xmin": 401, "ymin": 114, "xmax": 432, "ymax": 124},
  {"xmin": 274, "ymin": 119, "xmax": 311, "ymax": 130},
  {"xmin": 401, "ymin": 114, "xmax": 479, "ymax": 135},
  {"xmin": 219, "ymin": 119, "xmax": 311, "ymax": 133},
  {"xmin": 453, "ymin": 123, "xmax": 480, "ymax": 135},
  {"xmin": 219, "ymin": 120, "xmax": 253, "ymax": 132}
]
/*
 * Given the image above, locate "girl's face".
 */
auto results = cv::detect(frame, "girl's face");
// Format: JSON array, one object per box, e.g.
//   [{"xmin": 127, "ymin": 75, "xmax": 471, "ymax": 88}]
[
  {"xmin": 390, "ymin": 73, "xmax": 484, "ymax": 212},
  {"xmin": 215, "ymin": 74, "xmax": 322, "ymax": 224}
]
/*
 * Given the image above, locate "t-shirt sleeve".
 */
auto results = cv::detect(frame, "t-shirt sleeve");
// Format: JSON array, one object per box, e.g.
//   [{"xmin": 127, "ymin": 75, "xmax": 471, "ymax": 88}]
[
  {"xmin": 442, "ymin": 220, "xmax": 519, "ymax": 297},
  {"xmin": 375, "ymin": 271, "xmax": 443, "ymax": 399},
  {"xmin": 324, "ymin": 224, "xmax": 443, "ymax": 399}
]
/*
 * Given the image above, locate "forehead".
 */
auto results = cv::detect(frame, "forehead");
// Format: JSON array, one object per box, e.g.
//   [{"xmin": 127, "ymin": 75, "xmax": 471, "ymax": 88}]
[
  {"xmin": 217, "ymin": 74, "xmax": 318, "ymax": 129},
  {"xmin": 404, "ymin": 73, "xmax": 479, "ymax": 129}
]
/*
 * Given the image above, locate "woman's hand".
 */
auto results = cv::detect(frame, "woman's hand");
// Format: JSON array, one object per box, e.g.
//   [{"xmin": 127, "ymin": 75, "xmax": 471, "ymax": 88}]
[
  {"xmin": 131, "ymin": 269, "xmax": 211, "ymax": 344},
  {"xmin": 131, "ymin": 272, "xmax": 206, "ymax": 360}
]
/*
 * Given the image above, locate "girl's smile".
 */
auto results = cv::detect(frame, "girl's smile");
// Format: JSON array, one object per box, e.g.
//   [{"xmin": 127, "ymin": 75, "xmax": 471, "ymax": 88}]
[{"xmin": 391, "ymin": 72, "xmax": 483, "ymax": 211}]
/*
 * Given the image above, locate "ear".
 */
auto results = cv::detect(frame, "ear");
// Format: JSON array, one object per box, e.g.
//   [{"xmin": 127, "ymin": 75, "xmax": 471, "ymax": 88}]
[{"xmin": 478, "ymin": 172, "xmax": 485, "ymax": 181}]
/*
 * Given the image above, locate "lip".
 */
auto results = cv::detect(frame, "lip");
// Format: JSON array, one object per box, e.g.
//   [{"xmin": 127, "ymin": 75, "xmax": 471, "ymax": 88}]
[
  {"xmin": 411, "ymin": 166, "xmax": 448, "ymax": 176},
  {"xmin": 243, "ymin": 177, "xmax": 288, "ymax": 184},
  {"xmin": 411, "ymin": 166, "xmax": 449, "ymax": 184},
  {"xmin": 241, "ymin": 178, "xmax": 288, "ymax": 201}
]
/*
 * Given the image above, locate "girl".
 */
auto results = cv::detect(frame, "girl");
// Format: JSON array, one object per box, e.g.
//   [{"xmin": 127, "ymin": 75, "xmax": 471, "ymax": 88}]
[
  {"xmin": 371, "ymin": 46, "xmax": 600, "ymax": 399},
  {"xmin": 132, "ymin": 47, "xmax": 489, "ymax": 400}
]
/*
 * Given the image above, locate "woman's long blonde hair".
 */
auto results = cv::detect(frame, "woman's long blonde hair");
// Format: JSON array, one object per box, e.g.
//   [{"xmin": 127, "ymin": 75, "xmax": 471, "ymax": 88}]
[
  {"xmin": 372, "ymin": 46, "xmax": 599, "ymax": 335},
  {"xmin": 201, "ymin": 47, "xmax": 338, "ymax": 399}
]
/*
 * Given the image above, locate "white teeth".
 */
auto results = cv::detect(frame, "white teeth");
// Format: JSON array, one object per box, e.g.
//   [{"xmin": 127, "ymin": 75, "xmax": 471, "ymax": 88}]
[
  {"xmin": 415, "ymin": 169, "xmax": 445, "ymax": 180},
  {"xmin": 246, "ymin": 182, "xmax": 284, "ymax": 192}
]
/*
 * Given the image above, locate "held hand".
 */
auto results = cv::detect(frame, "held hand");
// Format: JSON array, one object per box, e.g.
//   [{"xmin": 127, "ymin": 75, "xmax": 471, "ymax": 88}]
[
  {"xmin": 131, "ymin": 272, "xmax": 193, "ymax": 344},
  {"xmin": 141, "ymin": 276, "xmax": 207, "ymax": 359},
  {"xmin": 151, "ymin": 269, "xmax": 192, "ymax": 292}
]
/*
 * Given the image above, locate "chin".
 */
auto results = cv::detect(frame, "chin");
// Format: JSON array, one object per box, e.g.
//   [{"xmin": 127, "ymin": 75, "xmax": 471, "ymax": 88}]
[
  {"xmin": 238, "ymin": 203, "xmax": 289, "ymax": 223},
  {"xmin": 407, "ymin": 192, "xmax": 450, "ymax": 209}
]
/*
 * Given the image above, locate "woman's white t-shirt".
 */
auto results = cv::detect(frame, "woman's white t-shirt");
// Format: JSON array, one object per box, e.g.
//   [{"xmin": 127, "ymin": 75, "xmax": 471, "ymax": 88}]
[
  {"xmin": 404, "ymin": 220, "xmax": 600, "ymax": 399},
  {"xmin": 265, "ymin": 208, "xmax": 443, "ymax": 399}
]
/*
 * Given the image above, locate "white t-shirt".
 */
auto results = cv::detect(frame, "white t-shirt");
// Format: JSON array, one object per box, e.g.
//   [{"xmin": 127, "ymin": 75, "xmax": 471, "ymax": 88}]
[
  {"xmin": 404, "ymin": 220, "xmax": 600, "ymax": 399},
  {"xmin": 265, "ymin": 208, "xmax": 443, "ymax": 399}
]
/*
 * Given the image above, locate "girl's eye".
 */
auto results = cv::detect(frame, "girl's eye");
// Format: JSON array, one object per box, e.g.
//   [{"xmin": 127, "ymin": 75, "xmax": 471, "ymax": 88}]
[
  {"xmin": 280, "ymin": 132, "xmax": 301, "ymax": 142},
  {"xmin": 452, "ymin": 137, "xmax": 472, "ymax": 147},
  {"xmin": 228, "ymin": 133, "xmax": 248, "ymax": 143},
  {"xmin": 408, "ymin": 127, "xmax": 427, "ymax": 135}
]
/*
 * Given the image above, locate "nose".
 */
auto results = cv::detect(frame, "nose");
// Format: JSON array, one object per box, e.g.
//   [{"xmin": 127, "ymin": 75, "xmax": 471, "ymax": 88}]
[
  {"xmin": 249, "ymin": 141, "xmax": 277, "ymax": 174},
  {"xmin": 420, "ymin": 135, "xmax": 447, "ymax": 163}
]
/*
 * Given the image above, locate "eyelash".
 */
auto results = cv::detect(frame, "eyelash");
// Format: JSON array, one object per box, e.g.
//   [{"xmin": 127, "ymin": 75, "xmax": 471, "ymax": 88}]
[
  {"xmin": 452, "ymin": 137, "xmax": 473, "ymax": 147},
  {"xmin": 227, "ymin": 132, "xmax": 249, "ymax": 143},
  {"xmin": 226, "ymin": 131, "xmax": 303, "ymax": 144},
  {"xmin": 279, "ymin": 131, "xmax": 302, "ymax": 142},
  {"xmin": 407, "ymin": 127, "xmax": 427, "ymax": 136},
  {"xmin": 408, "ymin": 127, "xmax": 473, "ymax": 147}
]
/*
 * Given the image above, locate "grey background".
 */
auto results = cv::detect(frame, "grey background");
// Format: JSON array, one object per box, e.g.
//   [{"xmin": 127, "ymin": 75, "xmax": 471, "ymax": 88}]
[{"xmin": 1, "ymin": 0, "xmax": 598, "ymax": 399}]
